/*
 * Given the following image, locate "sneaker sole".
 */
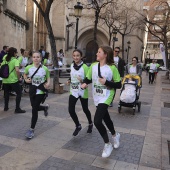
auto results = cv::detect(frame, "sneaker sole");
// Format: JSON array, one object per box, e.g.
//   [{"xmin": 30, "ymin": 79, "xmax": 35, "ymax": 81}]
[
  {"xmin": 25, "ymin": 135, "xmax": 34, "ymax": 139},
  {"xmin": 102, "ymin": 147, "xmax": 113, "ymax": 158}
]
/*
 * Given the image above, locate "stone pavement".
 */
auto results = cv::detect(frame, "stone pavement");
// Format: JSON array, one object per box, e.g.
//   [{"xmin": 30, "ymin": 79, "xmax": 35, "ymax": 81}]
[{"xmin": 0, "ymin": 71, "xmax": 170, "ymax": 170}]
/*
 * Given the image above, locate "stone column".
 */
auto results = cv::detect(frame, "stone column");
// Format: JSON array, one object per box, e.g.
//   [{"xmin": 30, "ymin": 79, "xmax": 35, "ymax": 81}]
[{"xmin": 26, "ymin": 0, "xmax": 34, "ymax": 50}]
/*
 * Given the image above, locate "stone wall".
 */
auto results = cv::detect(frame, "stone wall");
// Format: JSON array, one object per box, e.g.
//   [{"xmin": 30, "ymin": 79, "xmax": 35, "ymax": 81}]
[{"xmin": 0, "ymin": 0, "xmax": 26, "ymax": 55}]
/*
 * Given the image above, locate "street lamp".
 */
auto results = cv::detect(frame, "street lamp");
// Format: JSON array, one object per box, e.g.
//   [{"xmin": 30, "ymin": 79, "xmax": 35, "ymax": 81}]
[
  {"xmin": 126, "ymin": 41, "xmax": 131, "ymax": 64},
  {"xmin": 74, "ymin": 2, "xmax": 83, "ymax": 49},
  {"xmin": 112, "ymin": 30, "xmax": 118, "ymax": 50}
]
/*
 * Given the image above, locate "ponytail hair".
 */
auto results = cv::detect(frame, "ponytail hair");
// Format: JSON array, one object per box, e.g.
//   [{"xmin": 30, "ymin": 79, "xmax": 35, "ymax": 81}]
[{"xmin": 6, "ymin": 47, "xmax": 17, "ymax": 62}]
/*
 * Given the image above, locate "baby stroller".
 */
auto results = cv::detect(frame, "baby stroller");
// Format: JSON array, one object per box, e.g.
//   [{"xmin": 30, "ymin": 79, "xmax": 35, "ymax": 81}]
[{"xmin": 118, "ymin": 74, "xmax": 141, "ymax": 115}]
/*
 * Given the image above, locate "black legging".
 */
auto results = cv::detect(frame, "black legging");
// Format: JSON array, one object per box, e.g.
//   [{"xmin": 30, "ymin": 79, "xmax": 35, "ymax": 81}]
[
  {"xmin": 68, "ymin": 95, "xmax": 92, "ymax": 127},
  {"xmin": 3, "ymin": 82, "xmax": 22, "ymax": 109},
  {"xmin": 30, "ymin": 94, "xmax": 45, "ymax": 129},
  {"xmin": 149, "ymin": 72, "xmax": 155, "ymax": 83},
  {"xmin": 94, "ymin": 103, "xmax": 116, "ymax": 143}
]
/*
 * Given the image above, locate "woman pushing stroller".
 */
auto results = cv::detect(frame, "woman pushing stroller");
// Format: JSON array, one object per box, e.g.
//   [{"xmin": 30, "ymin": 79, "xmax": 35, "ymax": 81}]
[{"xmin": 119, "ymin": 56, "xmax": 142, "ymax": 114}]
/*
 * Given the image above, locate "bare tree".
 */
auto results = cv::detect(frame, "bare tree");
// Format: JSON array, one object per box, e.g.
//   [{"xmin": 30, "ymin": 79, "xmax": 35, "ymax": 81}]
[
  {"xmin": 100, "ymin": 0, "xmax": 143, "ymax": 59},
  {"xmin": 32, "ymin": 0, "xmax": 60, "ymax": 93},
  {"xmin": 82, "ymin": 0, "xmax": 114, "ymax": 61},
  {"xmin": 141, "ymin": 0, "xmax": 170, "ymax": 69}
]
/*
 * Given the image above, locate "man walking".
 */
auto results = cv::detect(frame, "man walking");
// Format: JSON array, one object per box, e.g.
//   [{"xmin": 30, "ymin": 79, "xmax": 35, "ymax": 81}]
[{"xmin": 110, "ymin": 47, "xmax": 125, "ymax": 107}]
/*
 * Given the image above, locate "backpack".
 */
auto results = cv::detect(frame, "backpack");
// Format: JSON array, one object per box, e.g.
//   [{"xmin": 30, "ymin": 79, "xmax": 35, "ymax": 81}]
[{"xmin": 0, "ymin": 61, "xmax": 15, "ymax": 78}]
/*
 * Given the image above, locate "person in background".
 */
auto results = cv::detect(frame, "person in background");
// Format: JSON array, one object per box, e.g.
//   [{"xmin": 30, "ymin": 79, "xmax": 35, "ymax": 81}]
[
  {"xmin": 110, "ymin": 47, "xmax": 125, "ymax": 107},
  {"xmin": 27, "ymin": 51, "xmax": 33, "ymax": 65},
  {"xmin": 0, "ymin": 45, "xmax": 9, "ymax": 64},
  {"xmin": 57, "ymin": 49, "xmax": 64, "ymax": 64},
  {"xmin": 149, "ymin": 59, "xmax": 157, "ymax": 84},
  {"xmin": 39, "ymin": 46, "xmax": 45, "ymax": 58},
  {"xmin": 43, "ymin": 52, "xmax": 53, "ymax": 68},
  {"xmin": 18, "ymin": 49, "xmax": 29, "ymax": 69},
  {"xmin": 1, "ymin": 47, "xmax": 26, "ymax": 113},
  {"xmin": 0, "ymin": 46, "xmax": 9, "ymax": 89},
  {"xmin": 125, "ymin": 56, "xmax": 142, "ymax": 76}
]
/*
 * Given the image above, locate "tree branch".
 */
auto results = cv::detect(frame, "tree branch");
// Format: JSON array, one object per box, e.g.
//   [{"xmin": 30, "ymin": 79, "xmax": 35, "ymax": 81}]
[{"xmin": 32, "ymin": 0, "xmax": 45, "ymax": 17}]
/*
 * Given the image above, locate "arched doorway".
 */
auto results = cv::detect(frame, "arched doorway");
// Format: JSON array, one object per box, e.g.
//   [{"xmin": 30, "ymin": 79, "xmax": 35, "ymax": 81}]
[{"xmin": 85, "ymin": 40, "xmax": 98, "ymax": 63}]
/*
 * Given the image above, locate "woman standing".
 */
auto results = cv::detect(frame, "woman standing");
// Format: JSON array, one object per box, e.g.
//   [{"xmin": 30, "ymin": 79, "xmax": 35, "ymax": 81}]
[
  {"xmin": 18, "ymin": 49, "xmax": 29, "ymax": 69},
  {"xmin": 24, "ymin": 51, "xmax": 50, "ymax": 139},
  {"xmin": 67, "ymin": 49, "xmax": 93, "ymax": 136},
  {"xmin": 1, "ymin": 47, "xmax": 26, "ymax": 113},
  {"xmin": 81, "ymin": 46, "xmax": 121, "ymax": 158}
]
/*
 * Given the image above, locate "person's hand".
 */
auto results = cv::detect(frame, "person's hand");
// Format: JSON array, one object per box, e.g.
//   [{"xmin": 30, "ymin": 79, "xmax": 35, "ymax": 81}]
[
  {"xmin": 81, "ymin": 83, "xmax": 88, "ymax": 89},
  {"xmin": 77, "ymin": 76, "xmax": 82, "ymax": 83},
  {"xmin": 98, "ymin": 77, "xmax": 106, "ymax": 85},
  {"xmin": 66, "ymin": 80, "xmax": 70, "ymax": 85},
  {"xmin": 44, "ymin": 82, "xmax": 50, "ymax": 89},
  {"xmin": 25, "ymin": 78, "xmax": 31, "ymax": 83}
]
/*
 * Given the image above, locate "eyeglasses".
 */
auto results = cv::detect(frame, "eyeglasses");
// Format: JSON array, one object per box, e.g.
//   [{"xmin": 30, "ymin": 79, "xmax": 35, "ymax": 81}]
[
  {"xmin": 132, "ymin": 60, "xmax": 136, "ymax": 61},
  {"xmin": 115, "ymin": 51, "xmax": 120, "ymax": 53}
]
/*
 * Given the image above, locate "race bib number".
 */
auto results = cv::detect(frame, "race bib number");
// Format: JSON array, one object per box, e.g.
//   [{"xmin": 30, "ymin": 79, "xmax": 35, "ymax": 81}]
[
  {"xmin": 32, "ymin": 76, "xmax": 44, "ymax": 86},
  {"xmin": 71, "ymin": 82, "xmax": 80, "ymax": 92},
  {"xmin": 94, "ymin": 84, "xmax": 107, "ymax": 97}
]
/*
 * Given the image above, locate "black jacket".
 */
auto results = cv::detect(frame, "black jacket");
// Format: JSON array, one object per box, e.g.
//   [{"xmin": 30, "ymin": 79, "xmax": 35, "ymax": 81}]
[{"xmin": 117, "ymin": 57, "xmax": 125, "ymax": 77}]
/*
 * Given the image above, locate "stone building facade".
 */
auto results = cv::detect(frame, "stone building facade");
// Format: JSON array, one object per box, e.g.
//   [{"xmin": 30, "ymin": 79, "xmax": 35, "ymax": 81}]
[
  {"xmin": 0, "ymin": 0, "xmax": 145, "ymax": 64},
  {"xmin": 0, "ymin": 0, "xmax": 27, "ymax": 53}
]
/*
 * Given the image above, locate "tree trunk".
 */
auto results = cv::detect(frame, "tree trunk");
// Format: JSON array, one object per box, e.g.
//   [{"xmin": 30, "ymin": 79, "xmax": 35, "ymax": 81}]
[
  {"xmin": 44, "ymin": 15, "xmax": 59, "ymax": 93},
  {"xmin": 122, "ymin": 34, "xmax": 125, "ymax": 60},
  {"xmin": 92, "ymin": 10, "xmax": 99, "ymax": 62}
]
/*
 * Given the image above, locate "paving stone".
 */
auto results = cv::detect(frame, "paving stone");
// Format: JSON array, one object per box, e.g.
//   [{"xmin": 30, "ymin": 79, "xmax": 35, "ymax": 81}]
[
  {"xmin": 72, "ymin": 152, "xmax": 96, "ymax": 165},
  {"xmin": 92, "ymin": 157, "xmax": 116, "ymax": 170},
  {"xmin": 49, "ymin": 103, "xmax": 81, "ymax": 118},
  {"xmin": 0, "ymin": 144, "xmax": 14, "ymax": 157},
  {"xmin": 53, "ymin": 149, "xmax": 77, "ymax": 160},
  {"xmin": 63, "ymin": 128, "xmax": 144, "ymax": 164},
  {"xmin": 162, "ymin": 119, "xmax": 170, "ymax": 135},
  {"xmin": 0, "ymin": 148, "xmax": 47, "ymax": 170},
  {"xmin": 0, "ymin": 115, "xmax": 58, "ymax": 139},
  {"xmin": 138, "ymin": 166, "xmax": 161, "ymax": 170},
  {"xmin": 36, "ymin": 157, "xmax": 104, "ymax": 170}
]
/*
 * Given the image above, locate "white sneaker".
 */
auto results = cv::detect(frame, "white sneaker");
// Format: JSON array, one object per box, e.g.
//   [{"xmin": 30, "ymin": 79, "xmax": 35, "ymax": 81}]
[
  {"xmin": 113, "ymin": 133, "xmax": 120, "ymax": 149},
  {"xmin": 102, "ymin": 143, "xmax": 113, "ymax": 158}
]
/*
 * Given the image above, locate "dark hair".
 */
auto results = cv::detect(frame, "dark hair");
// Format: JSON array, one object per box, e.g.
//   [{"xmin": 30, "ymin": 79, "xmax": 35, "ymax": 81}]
[
  {"xmin": 100, "ymin": 46, "xmax": 114, "ymax": 65},
  {"xmin": 29, "ymin": 50, "xmax": 32, "ymax": 57},
  {"xmin": 59, "ymin": 49, "xmax": 63, "ymax": 53},
  {"xmin": 132, "ymin": 56, "xmax": 138, "ymax": 63},
  {"xmin": 114, "ymin": 47, "xmax": 120, "ymax": 50},
  {"xmin": 6, "ymin": 47, "xmax": 17, "ymax": 62},
  {"xmin": 3, "ymin": 46, "xmax": 8, "ymax": 50},
  {"xmin": 44, "ymin": 52, "xmax": 49, "ymax": 59},
  {"xmin": 73, "ymin": 49, "xmax": 83, "ymax": 57},
  {"xmin": 20, "ymin": 48, "xmax": 25, "ymax": 55}
]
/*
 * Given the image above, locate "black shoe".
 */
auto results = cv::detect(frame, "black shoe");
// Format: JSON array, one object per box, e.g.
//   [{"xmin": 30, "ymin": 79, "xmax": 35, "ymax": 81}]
[
  {"xmin": 4, "ymin": 107, "xmax": 9, "ymax": 111},
  {"xmin": 87, "ymin": 123, "xmax": 93, "ymax": 133},
  {"xmin": 109, "ymin": 103, "xmax": 113, "ymax": 107},
  {"xmin": 15, "ymin": 109, "xmax": 26, "ymax": 114},
  {"xmin": 44, "ymin": 104, "xmax": 49, "ymax": 117},
  {"xmin": 73, "ymin": 125, "xmax": 82, "ymax": 136},
  {"xmin": 149, "ymin": 81, "xmax": 150, "ymax": 84}
]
